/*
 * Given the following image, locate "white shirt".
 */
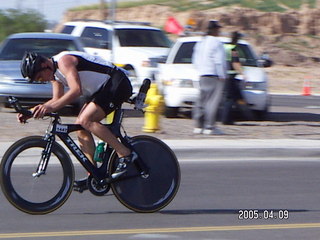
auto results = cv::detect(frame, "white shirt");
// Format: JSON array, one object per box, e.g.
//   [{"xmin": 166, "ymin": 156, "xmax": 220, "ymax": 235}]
[{"xmin": 192, "ymin": 35, "xmax": 227, "ymax": 79}]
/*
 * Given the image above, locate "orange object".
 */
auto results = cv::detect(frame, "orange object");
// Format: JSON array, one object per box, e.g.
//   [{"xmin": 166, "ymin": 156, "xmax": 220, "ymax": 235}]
[{"xmin": 302, "ymin": 77, "xmax": 312, "ymax": 96}]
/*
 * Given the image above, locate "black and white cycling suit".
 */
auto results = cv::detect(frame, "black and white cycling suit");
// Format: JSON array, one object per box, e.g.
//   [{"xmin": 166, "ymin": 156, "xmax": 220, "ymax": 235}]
[{"xmin": 52, "ymin": 51, "xmax": 132, "ymax": 114}]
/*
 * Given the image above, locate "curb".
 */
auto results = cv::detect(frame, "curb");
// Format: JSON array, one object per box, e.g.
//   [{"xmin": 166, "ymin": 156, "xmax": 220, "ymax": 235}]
[
  {"xmin": 162, "ymin": 138, "xmax": 320, "ymax": 150},
  {"xmin": 1, "ymin": 139, "xmax": 320, "ymax": 160}
]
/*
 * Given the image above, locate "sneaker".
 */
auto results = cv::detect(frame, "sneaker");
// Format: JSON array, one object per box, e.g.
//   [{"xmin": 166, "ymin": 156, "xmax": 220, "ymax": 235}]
[
  {"xmin": 203, "ymin": 127, "xmax": 225, "ymax": 135},
  {"xmin": 73, "ymin": 177, "xmax": 88, "ymax": 193},
  {"xmin": 111, "ymin": 152, "xmax": 137, "ymax": 179},
  {"xmin": 193, "ymin": 128, "xmax": 203, "ymax": 134}
]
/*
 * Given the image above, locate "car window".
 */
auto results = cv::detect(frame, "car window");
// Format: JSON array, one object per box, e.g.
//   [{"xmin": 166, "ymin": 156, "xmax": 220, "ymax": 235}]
[
  {"xmin": 234, "ymin": 44, "xmax": 257, "ymax": 66},
  {"xmin": 173, "ymin": 41, "xmax": 258, "ymax": 66},
  {"xmin": 173, "ymin": 42, "xmax": 195, "ymax": 64},
  {"xmin": 116, "ymin": 29, "xmax": 171, "ymax": 48},
  {"xmin": 80, "ymin": 37, "xmax": 106, "ymax": 49},
  {"xmin": 80, "ymin": 27, "xmax": 110, "ymax": 49},
  {"xmin": 0, "ymin": 38, "xmax": 80, "ymax": 60},
  {"xmin": 61, "ymin": 25, "xmax": 75, "ymax": 34}
]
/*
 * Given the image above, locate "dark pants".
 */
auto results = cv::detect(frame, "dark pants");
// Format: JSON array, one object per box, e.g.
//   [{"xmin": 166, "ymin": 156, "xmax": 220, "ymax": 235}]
[{"xmin": 222, "ymin": 74, "xmax": 253, "ymax": 124}]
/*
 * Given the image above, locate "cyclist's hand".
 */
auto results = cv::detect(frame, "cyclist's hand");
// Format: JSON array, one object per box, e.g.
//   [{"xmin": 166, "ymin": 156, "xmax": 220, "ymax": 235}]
[
  {"xmin": 17, "ymin": 113, "xmax": 31, "ymax": 124},
  {"xmin": 32, "ymin": 104, "xmax": 53, "ymax": 119}
]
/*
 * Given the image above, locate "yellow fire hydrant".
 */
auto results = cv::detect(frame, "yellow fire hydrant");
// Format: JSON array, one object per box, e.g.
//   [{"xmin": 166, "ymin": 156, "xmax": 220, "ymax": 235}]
[{"xmin": 143, "ymin": 83, "xmax": 164, "ymax": 133}]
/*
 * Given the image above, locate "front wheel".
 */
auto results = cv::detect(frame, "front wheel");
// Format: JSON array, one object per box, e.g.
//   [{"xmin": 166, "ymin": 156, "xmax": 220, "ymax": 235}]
[
  {"xmin": 0, "ymin": 136, "xmax": 74, "ymax": 214},
  {"xmin": 109, "ymin": 135, "xmax": 180, "ymax": 213}
]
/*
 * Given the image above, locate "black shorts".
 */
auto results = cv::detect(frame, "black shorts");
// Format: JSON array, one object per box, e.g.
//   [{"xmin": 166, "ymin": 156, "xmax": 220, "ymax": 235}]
[{"xmin": 89, "ymin": 70, "xmax": 133, "ymax": 115}]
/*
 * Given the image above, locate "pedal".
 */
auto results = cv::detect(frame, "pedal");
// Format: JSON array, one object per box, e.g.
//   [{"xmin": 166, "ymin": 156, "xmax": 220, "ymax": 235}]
[
  {"xmin": 73, "ymin": 186, "xmax": 84, "ymax": 193},
  {"xmin": 73, "ymin": 178, "xmax": 88, "ymax": 193}
]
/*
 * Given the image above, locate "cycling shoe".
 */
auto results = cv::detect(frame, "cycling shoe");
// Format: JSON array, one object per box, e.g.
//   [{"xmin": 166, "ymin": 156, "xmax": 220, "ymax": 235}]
[
  {"xmin": 111, "ymin": 152, "xmax": 138, "ymax": 179},
  {"xmin": 73, "ymin": 177, "xmax": 88, "ymax": 193}
]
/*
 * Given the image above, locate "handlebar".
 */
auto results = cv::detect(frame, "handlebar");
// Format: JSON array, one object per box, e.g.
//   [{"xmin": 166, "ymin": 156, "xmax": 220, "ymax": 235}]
[
  {"xmin": 8, "ymin": 97, "xmax": 58, "ymax": 118},
  {"xmin": 8, "ymin": 97, "xmax": 33, "ymax": 116}
]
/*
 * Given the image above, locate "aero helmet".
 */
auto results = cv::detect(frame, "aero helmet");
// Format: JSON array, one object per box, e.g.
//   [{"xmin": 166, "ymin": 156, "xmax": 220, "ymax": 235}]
[{"xmin": 21, "ymin": 52, "xmax": 46, "ymax": 82}]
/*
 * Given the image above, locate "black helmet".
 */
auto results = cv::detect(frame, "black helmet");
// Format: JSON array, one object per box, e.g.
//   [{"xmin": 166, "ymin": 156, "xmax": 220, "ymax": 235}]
[{"xmin": 21, "ymin": 52, "xmax": 46, "ymax": 82}]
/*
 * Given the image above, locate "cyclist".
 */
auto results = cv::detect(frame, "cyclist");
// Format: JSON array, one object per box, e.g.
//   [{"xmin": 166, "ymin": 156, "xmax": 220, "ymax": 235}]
[{"xmin": 19, "ymin": 51, "xmax": 137, "ymax": 190}]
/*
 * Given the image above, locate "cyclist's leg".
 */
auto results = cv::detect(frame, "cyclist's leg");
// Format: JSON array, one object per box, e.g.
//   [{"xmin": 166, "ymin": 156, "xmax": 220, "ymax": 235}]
[
  {"xmin": 74, "ymin": 102, "xmax": 131, "ymax": 192},
  {"xmin": 75, "ymin": 102, "xmax": 97, "ymax": 164},
  {"xmin": 79, "ymin": 72, "xmax": 132, "ymax": 159},
  {"xmin": 73, "ymin": 127, "xmax": 94, "ymax": 192},
  {"xmin": 77, "ymin": 129, "xmax": 96, "ymax": 163},
  {"xmin": 76, "ymin": 102, "xmax": 131, "ymax": 158}
]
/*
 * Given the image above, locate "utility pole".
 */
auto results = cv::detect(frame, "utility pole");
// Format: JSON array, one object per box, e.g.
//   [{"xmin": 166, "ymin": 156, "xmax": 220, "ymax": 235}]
[
  {"xmin": 108, "ymin": 0, "xmax": 116, "ymax": 63},
  {"xmin": 100, "ymin": 0, "xmax": 107, "ymax": 20},
  {"xmin": 15, "ymin": 0, "xmax": 22, "ymax": 10},
  {"xmin": 109, "ymin": 0, "xmax": 116, "ymax": 23}
]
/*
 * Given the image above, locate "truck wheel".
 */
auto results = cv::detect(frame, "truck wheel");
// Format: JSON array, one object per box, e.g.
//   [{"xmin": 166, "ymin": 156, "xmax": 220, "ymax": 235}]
[{"xmin": 164, "ymin": 107, "xmax": 179, "ymax": 118}]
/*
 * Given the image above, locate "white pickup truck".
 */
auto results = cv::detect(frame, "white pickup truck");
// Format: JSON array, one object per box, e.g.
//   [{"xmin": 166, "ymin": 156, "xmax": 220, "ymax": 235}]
[
  {"xmin": 156, "ymin": 36, "xmax": 272, "ymax": 118},
  {"xmin": 60, "ymin": 20, "xmax": 172, "ymax": 91}
]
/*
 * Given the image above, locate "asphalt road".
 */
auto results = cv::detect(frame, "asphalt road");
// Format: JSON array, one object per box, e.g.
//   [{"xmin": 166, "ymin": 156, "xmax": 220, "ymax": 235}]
[
  {"xmin": 1, "ymin": 157, "xmax": 320, "ymax": 240},
  {"xmin": 1, "ymin": 94, "xmax": 320, "ymax": 239}
]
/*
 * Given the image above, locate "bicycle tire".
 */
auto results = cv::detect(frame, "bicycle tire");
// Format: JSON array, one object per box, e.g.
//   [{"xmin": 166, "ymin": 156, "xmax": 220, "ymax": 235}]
[
  {"xmin": 0, "ymin": 136, "xmax": 74, "ymax": 215},
  {"xmin": 109, "ymin": 135, "xmax": 180, "ymax": 213}
]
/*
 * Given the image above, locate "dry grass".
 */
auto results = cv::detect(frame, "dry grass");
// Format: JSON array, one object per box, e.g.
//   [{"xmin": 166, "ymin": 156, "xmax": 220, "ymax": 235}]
[{"xmin": 266, "ymin": 65, "xmax": 320, "ymax": 95}]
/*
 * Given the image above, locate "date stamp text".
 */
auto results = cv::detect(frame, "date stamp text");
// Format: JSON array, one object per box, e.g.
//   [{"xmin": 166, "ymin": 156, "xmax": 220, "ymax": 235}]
[{"xmin": 238, "ymin": 210, "xmax": 289, "ymax": 220}]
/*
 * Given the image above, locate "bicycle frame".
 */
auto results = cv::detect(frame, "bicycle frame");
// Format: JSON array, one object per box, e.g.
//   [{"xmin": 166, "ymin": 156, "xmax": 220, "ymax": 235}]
[{"xmin": 41, "ymin": 108, "xmax": 134, "ymax": 182}]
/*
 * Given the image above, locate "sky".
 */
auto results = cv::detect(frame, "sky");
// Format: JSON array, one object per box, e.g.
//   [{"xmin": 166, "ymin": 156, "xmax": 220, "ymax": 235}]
[{"xmin": 0, "ymin": 0, "xmax": 121, "ymax": 23}]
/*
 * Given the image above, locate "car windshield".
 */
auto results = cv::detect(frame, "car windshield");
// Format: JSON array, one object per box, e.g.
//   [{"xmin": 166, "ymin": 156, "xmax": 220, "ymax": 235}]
[
  {"xmin": 116, "ymin": 29, "xmax": 171, "ymax": 48},
  {"xmin": 173, "ymin": 41, "xmax": 259, "ymax": 67},
  {"xmin": 0, "ymin": 38, "xmax": 79, "ymax": 60}
]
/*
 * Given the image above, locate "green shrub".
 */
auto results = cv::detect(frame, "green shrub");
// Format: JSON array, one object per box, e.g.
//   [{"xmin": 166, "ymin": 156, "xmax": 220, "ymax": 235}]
[{"xmin": 0, "ymin": 9, "xmax": 47, "ymax": 41}]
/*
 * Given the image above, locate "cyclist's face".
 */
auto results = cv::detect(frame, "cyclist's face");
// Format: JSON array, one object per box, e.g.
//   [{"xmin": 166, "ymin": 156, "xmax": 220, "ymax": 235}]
[{"xmin": 33, "ymin": 67, "xmax": 52, "ymax": 82}]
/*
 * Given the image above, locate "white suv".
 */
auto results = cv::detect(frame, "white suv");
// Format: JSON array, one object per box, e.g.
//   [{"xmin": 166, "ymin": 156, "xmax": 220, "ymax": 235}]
[
  {"xmin": 60, "ymin": 20, "xmax": 171, "ymax": 90},
  {"xmin": 156, "ymin": 36, "xmax": 271, "ymax": 118}
]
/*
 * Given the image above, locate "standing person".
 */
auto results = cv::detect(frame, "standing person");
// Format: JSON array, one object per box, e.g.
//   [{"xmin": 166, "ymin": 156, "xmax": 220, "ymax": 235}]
[
  {"xmin": 222, "ymin": 31, "xmax": 252, "ymax": 124},
  {"xmin": 19, "ymin": 51, "xmax": 135, "ymax": 192},
  {"xmin": 192, "ymin": 20, "xmax": 227, "ymax": 135}
]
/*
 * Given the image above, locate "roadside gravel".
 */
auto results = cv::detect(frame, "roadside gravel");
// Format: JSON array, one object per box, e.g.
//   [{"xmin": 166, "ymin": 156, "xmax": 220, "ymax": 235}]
[{"xmin": 1, "ymin": 105, "xmax": 320, "ymax": 143}]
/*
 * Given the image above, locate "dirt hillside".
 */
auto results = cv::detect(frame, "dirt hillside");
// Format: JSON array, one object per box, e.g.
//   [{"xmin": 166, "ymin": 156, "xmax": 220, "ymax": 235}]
[{"xmin": 56, "ymin": 5, "xmax": 320, "ymax": 95}]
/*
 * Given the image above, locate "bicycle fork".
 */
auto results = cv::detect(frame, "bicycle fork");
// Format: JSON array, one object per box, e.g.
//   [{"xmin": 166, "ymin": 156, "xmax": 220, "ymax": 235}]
[{"xmin": 32, "ymin": 134, "xmax": 54, "ymax": 178}]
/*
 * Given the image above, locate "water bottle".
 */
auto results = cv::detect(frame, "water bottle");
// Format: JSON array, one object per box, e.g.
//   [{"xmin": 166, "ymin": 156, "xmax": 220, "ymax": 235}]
[{"xmin": 94, "ymin": 142, "xmax": 105, "ymax": 162}]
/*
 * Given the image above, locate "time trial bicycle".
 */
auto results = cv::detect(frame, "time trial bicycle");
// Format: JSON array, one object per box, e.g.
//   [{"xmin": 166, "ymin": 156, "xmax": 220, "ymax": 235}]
[{"xmin": 0, "ymin": 79, "xmax": 180, "ymax": 215}]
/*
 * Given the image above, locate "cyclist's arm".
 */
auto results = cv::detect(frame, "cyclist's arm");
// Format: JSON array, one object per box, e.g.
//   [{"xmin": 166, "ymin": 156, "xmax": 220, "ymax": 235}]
[
  {"xmin": 48, "ymin": 55, "xmax": 82, "ymax": 110},
  {"xmin": 45, "ymin": 80, "xmax": 64, "ymax": 105},
  {"xmin": 33, "ymin": 55, "xmax": 82, "ymax": 118}
]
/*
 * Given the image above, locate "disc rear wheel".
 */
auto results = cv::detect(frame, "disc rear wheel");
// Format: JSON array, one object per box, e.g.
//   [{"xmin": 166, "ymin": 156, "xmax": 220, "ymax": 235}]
[{"xmin": 109, "ymin": 135, "xmax": 180, "ymax": 213}]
